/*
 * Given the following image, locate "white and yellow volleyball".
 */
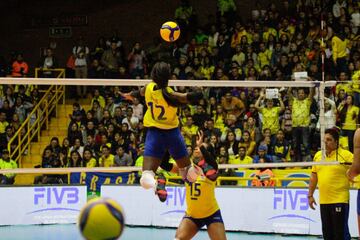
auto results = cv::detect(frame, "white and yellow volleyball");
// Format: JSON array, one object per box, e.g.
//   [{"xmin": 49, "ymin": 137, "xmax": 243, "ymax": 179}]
[{"xmin": 78, "ymin": 197, "xmax": 125, "ymax": 240}]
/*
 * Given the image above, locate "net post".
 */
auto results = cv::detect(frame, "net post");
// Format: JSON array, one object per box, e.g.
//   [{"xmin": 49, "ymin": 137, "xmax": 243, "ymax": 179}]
[{"xmin": 319, "ymin": 81, "xmax": 326, "ymax": 162}]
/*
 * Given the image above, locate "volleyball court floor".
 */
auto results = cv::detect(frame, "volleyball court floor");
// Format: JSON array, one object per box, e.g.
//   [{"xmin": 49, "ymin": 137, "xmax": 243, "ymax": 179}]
[{"xmin": 0, "ymin": 224, "xmax": 320, "ymax": 239}]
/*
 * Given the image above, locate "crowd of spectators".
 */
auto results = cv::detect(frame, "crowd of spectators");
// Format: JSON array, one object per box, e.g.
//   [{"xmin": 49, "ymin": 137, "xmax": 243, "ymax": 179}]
[{"xmin": 1, "ymin": 0, "xmax": 360, "ymax": 183}]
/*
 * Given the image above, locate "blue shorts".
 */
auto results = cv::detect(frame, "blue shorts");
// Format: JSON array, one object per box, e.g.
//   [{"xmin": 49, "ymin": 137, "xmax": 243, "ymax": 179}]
[
  {"xmin": 144, "ymin": 127, "xmax": 188, "ymax": 160},
  {"xmin": 184, "ymin": 210, "xmax": 224, "ymax": 229},
  {"xmin": 357, "ymin": 190, "xmax": 360, "ymax": 215}
]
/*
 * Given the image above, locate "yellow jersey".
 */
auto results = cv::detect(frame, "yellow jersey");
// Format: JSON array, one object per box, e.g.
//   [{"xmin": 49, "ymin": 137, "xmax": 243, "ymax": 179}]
[
  {"xmin": 342, "ymin": 105, "xmax": 359, "ymax": 131},
  {"xmin": 260, "ymin": 107, "xmax": 281, "ymax": 134},
  {"xmin": 185, "ymin": 176, "xmax": 219, "ymax": 218},
  {"xmin": 182, "ymin": 125, "xmax": 198, "ymax": 146},
  {"xmin": 86, "ymin": 158, "xmax": 97, "ymax": 168},
  {"xmin": 0, "ymin": 159, "xmax": 17, "ymax": 178},
  {"xmin": 0, "ymin": 121, "xmax": 9, "ymax": 134},
  {"xmin": 144, "ymin": 82, "xmax": 179, "ymax": 129},
  {"xmin": 312, "ymin": 148, "xmax": 353, "ymax": 204},
  {"xmin": 99, "ymin": 154, "xmax": 115, "ymax": 167},
  {"xmin": 332, "ymin": 36, "xmax": 348, "ymax": 61},
  {"xmin": 292, "ymin": 98, "xmax": 311, "ymax": 127},
  {"xmin": 229, "ymin": 155, "xmax": 253, "ymax": 165}
]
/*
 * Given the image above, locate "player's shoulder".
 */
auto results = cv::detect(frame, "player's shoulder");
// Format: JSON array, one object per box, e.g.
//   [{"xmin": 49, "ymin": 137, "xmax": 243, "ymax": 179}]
[
  {"xmin": 313, "ymin": 151, "xmax": 322, "ymax": 161},
  {"xmin": 338, "ymin": 148, "xmax": 353, "ymax": 158}
]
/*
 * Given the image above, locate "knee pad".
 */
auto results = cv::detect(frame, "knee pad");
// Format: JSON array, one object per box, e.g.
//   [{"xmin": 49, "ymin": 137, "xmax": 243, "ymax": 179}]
[{"xmin": 140, "ymin": 170, "xmax": 156, "ymax": 190}]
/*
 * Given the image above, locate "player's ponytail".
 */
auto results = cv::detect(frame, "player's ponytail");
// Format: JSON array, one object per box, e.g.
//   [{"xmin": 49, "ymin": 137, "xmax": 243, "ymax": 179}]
[
  {"xmin": 151, "ymin": 61, "xmax": 170, "ymax": 89},
  {"xmin": 151, "ymin": 61, "xmax": 183, "ymax": 107}
]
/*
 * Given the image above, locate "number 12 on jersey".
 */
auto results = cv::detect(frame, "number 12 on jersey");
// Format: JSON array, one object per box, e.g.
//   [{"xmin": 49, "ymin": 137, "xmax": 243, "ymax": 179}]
[{"xmin": 148, "ymin": 101, "xmax": 167, "ymax": 120}]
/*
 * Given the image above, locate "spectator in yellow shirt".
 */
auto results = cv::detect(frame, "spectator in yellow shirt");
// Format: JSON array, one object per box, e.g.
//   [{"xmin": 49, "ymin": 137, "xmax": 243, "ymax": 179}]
[
  {"xmin": 83, "ymin": 148, "xmax": 97, "ymax": 168},
  {"xmin": 288, "ymin": 87, "xmax": 315, "ymax": 162},
  {"xmin": 221, "ymin": 92, "xmax": 245, "ymax": 118},
  {"xmin": 352, "ymin": 68, "xmax": 360, "ymax": 106},
  {"xmin": 238, "ymin": 130, "xmax": 256, "ymax": 157},
  {"xmin": 182, "ymin": 116, "xmax": 198, "ymax": 146},
  {"xmin": 0, "ymin": 111, "xmax": 9, "ymax": 134},
  {"xmin": 257, "ymin": 42, "xmax": 272, "ymax": 68},
  {"xmin": 237, "ymin": 146, "xmax": 253, "ymax": 165},
  {"xmin": 338, "ymin": 95, "xmax": 359, "ymax": 151},
  {"xmin": 91, "ymin": 89, "xmax": 106, "ymax": 109},
  {"xmin": 99, "ymin": 145, "xmax": 115, "ymax": 167},
  {"xmin": 0, "ymin": 149, "xmax": 17, "ymax": 184},
  {"xmin": 332, "ymin": 30, "xmax": 348, "ymax": 75},
  {"xmin": 255, "ymin": 90, "xmax": 285, "ymax": 137}
]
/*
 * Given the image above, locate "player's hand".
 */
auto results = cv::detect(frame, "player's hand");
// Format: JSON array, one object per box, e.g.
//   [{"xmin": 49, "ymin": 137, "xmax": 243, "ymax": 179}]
[
  {"xmin": 119, "ymin": 92, "xmax": 134, "ymax": 101},
  {"xmin": 196, "ymin": 131, "xmax": 204, "ymax": 147},
  {"xmin": 346, "ymin": 169, "xmax": 358, "ymax": 183},
  {"xmin": 260, "ymin": 89, "xmax": 265, "ymax": 98},
  {"xmin": 308, "ymin": 196, "xmax": 317, "ymax": 210}
]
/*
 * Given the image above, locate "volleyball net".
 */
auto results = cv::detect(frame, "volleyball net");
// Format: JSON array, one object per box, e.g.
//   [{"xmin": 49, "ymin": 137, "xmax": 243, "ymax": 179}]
[{"xmin": 0, "ymin": 78, "xmax": 342, "ymax": 184}]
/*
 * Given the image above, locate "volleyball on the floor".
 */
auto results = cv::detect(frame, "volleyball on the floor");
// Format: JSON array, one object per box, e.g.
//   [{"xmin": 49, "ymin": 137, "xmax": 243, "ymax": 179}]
[
  {"xmin": 160, "ymin": 21, "xmax": 180, "ymax": 42},
  {"xmin": 78, "ymin": 197, "xmax": 125, "ymax": 240}
]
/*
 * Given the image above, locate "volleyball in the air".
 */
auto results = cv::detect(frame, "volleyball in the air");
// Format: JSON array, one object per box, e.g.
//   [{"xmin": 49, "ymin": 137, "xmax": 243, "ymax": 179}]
[
  {"xmin": 160, "ymin": 21, "xmax": 180, "ymax": 42},
  {"xmin": 78, "ymin": 197, "xmax": 125, "ymax": 240}
]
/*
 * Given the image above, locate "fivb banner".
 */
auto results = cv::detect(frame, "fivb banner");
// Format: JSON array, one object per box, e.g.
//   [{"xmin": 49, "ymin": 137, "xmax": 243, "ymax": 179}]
[
  {"xmin": 101, "ymin": 186, "xmax": 359, "ymax": 237},
  {"xmin": 70, "ymin": 172, "xmax": 137, "ymax": 192},
  {"xmin": 0, "ymin": 186, "xmax": 87, "ymax": 225}
]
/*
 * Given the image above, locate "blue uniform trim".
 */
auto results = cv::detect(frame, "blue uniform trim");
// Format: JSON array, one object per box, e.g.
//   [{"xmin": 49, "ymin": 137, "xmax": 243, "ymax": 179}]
[
  {"xmin": 144, "ymin": 127, "xmax": 188, "ymax": 160},
  {"xmin": 184, "ymin": 210, "xmax": 223, "ymax": 229}
]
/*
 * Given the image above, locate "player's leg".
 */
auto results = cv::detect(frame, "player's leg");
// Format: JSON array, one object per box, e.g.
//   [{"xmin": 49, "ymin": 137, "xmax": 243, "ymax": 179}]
[
  {"xmin": 207, "ymin": 222, "xmax": 227, "ymax": 240},
  {"xmin": 168, "ymin": 128, "xmax": 198, "ymax": 182},
  {"xmin": 205, "ymin": 210, "xmax": 227, "ymax": 240},
  {"xmin": 140, "ymin": 128, "xmax": 165, "ymax": 190},
  {"xmin": 320, "ymin": 204, "xmax": 333, "ymax": 239},
  {"xmin": 331, "ymin": 203, "xmax": 351, "ymax": 240},
  {"xmin": 175, "ymin": 218, "xmax": 199, "ymax": 240}
]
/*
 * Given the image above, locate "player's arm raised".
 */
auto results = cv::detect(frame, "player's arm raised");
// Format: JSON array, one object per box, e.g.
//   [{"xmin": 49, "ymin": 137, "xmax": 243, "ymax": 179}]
[
  {"xmin": 120, "ymin": 86, "xmax": 146, "ymax": 101},
  {"xmin": 162, "ymin": 89, "xmax": 203, "ymax": 106}
]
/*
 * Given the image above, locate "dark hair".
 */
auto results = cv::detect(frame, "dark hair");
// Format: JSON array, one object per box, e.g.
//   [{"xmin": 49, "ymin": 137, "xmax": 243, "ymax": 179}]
[
  {"xmin": 339, "ymin": 95, "xmax": 354, "ymax": 124},
  {"xmin": 151, "ymin": 61, "xmax": 183, "ymax": 107},
  {"xmin": 151, "ymin": 62, "xmax": 171, "ymax": 89},
  {"xmin": 239, "ymin": 146, "xmax": 246, "ymax": 151},
  {"xmin": 325, "ymin": 127, "xmax": 340, "ymax": 143},
  {"xmin": 102, "ymin": 145, "xmax": 110, "ymax": 150}
]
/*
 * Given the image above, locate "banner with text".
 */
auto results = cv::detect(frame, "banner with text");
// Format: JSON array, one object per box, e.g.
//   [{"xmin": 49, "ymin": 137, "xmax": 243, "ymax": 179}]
[
  {"xmin": 70, "ymin": 172, "xmax": 137, "ymax": 192},
  {"xmin": 0, "ymin": 186, "xmax": 87, "ymax": 225},
  {"xmin": 101, "ymin": 186, "xmax": 359, "ymax": 237}
]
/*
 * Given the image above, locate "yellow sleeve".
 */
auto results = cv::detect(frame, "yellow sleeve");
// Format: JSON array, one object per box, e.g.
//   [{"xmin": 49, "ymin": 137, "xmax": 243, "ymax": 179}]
[
  {"xmin": 246, "ymin": 141, "xmax": 256, "ymax": 156},
  {"xmin": 332, "ymin": 37, "xmax": 338, "ymax": 61},
  {"xmin": 312, "ymin": 151, "xmax": 322, "ymax": 172},
  {"xmin": 352, "ymin": 71, "xmax": 360, "ymax": 81}
]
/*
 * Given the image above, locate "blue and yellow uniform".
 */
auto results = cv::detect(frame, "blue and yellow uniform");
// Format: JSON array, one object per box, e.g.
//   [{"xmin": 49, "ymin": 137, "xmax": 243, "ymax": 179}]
[
  {"xmin": 184, "ymin": 176, "xmax": 223, "ymax": 228},
  {"xmin": 143, "ymin": 82, "xmax": 187, "ymax": 160}
]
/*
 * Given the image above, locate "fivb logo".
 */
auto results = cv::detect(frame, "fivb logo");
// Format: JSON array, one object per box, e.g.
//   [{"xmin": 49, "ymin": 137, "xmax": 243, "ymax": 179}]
[
  {"xmin": 274, "ymin": 189, "xmax": 309, "ymax": 210},
  {"xmin": 161, "ymin": 186, "xmax": 186, "ymax": 216},
  {"xmin": 34, "ymin": 187, "xmax": 79, "ymax": 205},
  {"xmin": 28, "ymin": 187, "xmax": 81, "ymax": 215},
  {"xmin": 268, "ymin": 189, "xmax": 315, "ymax": 222}
]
